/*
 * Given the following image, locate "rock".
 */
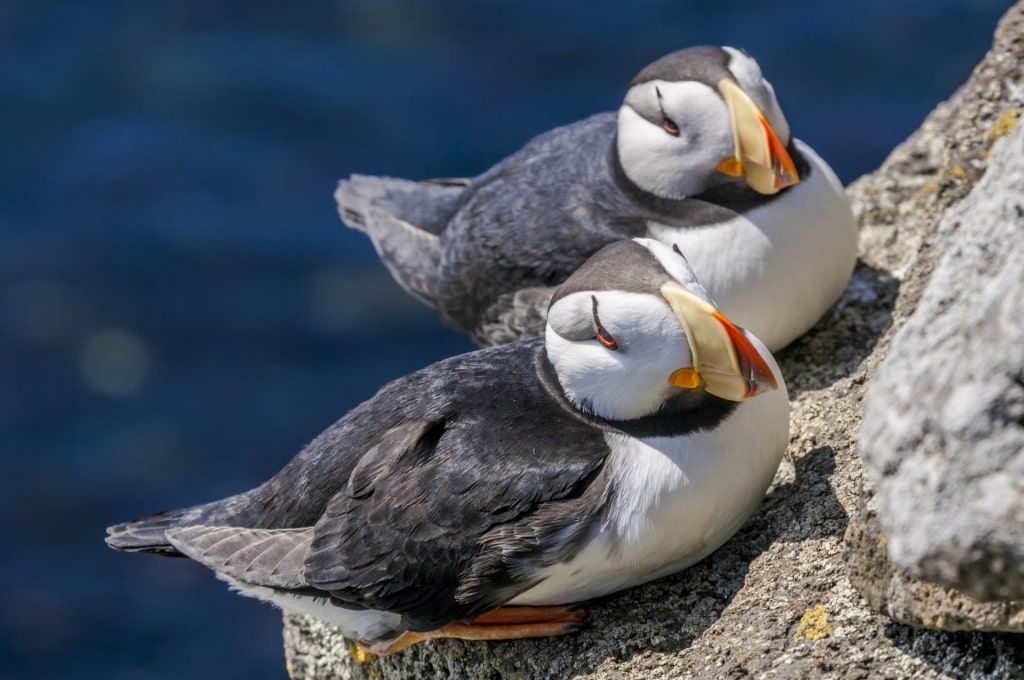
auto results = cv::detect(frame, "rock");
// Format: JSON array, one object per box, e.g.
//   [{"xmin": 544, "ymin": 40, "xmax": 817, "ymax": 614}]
[
  {"xmin": 844, "ymin": 0, "xmax": 1024, "ymax": 636},
  {"xmin": 859, "ymin": 120, "xmax": 1024, "ymax": 602},
  {"xmin": 845, "ymin": 496, "xmax": 1024, "ymax": 634},
  {"xmin": 283, "ymin": 3, "xmax": 1024, "ymax": 677}
]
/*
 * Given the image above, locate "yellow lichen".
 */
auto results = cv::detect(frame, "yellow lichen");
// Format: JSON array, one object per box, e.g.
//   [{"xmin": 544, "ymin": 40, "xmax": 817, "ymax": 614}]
[
  {"xmin": 986, "ymin": 107, "xmax": 1021, "ymax": 138},
  {"xmin": 947, "ymin": 165, "xmax": 965, "ymax": 177},
  {"xmin": 911, "ymin": 179, "xmax": 939, "ymax": 202},
  {"xmin": 348, "ymin": 643, "xmax": 379, "ymax": 664},
  {"xmin": 794, "ymin": 604, "xmax": 833, "ymax": 641}
]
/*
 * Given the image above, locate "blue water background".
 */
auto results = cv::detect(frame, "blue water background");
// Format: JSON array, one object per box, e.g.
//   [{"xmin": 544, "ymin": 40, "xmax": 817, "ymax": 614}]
[{"xmin": 1, "ymin": 1, "xmax": 1011, "ymax": 678}]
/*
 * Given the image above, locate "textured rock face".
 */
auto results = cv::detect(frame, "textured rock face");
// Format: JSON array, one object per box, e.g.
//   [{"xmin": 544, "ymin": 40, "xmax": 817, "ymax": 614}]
[
  {"xmin": 283, "ymin": 3, "xmax": 1024, "ymax": 677},
  {"xmin": 859, "ymin": 121, "xmax": 1024, "ymax": 602},
  {"xmin": 844, "ymin": 0, "xmax": 1024, "ymax": 638}
]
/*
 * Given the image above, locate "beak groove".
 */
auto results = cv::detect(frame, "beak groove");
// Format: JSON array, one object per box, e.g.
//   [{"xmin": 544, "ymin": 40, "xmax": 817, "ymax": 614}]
[
  {"xmin": 661, "ymin": 281, "xmax": 777, "ymax": 401},
  {"xmin": 717, "ymin": 79, "xmax": 800, "ymax": 194}
]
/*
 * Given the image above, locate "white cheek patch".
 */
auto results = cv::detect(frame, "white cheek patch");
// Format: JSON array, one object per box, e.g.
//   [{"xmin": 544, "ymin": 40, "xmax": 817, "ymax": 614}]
[
  {"xmin": 546, "ymin": 290, "xmax": 693, "ymax": 421},
  {"xmin": 617, "ymin": 80, "xmax": 733, "ymax": 199},
  {"xmin": 617, "ymin": 105, "xmax": 691, "ymax": 198},
  {"xmin": 545, "ymin": 325, "xmax": 604, "ymax": 394}
]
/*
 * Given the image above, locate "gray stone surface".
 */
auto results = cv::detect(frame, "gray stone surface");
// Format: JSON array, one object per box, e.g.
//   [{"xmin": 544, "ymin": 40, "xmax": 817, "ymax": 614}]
[
  {"xmin": 845, "ymin": 497, "xmax": 1024, "ymax": 635},
  {"xmin": 282, "ymin": 3, "xmax": 1024, "ymax": 677},
  {"xmin": 859, "ymin": 121, "xmax": 1024, "ymax": 602},
  {"xmin": 844, "ymin": 0, "xmax": 1024, "ymax": 640}
]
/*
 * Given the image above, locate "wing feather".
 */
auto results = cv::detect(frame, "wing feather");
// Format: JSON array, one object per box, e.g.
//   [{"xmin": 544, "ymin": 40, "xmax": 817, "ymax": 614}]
[{"xmin": 166, "ymin": 525, "xmax": 313, "ymax": 590}]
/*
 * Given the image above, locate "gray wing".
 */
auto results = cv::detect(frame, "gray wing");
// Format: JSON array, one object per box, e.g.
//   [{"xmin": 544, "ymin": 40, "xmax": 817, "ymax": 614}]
[
  {"xmin": 336, "ymin": 114, "xmax": 637, "ymax": 338},
  {"xmin": 166, "ymin": 526, "xmax": 313, "ymax": 590},
  {"xmin": 429, "ymin": 113, "xmax": 644, "ymax": 334},
  {"xmin": 472, "ymin": 286, "xmax": 555, "ymax": 346},
  {"xmin": 300, "ymin": 346, "xmax": 613, "ymax": 630},
  {"xmin": 106, "ymin": 419, "xmax": 441, "ymax": 590},
  {"xmin": 109, "ymin": 342, "xmax": 613, "ymax": 631},
  {"xmin": 336, "ymin": 174, "xmax": 467, "ymax": 237},
  {"xmin": 335, "ymin": 175, "xmax": 464, "ymax": 309},
  {"xmin": 105, "ymin": 492, "xmax": 274, "ymax": 555}
]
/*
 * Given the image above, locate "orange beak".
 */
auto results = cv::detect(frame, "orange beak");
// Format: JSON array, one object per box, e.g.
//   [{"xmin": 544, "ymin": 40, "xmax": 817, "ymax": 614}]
[
  {"xmin": 716, "ymin": 79, "xmax": 800, "ymax": 195},
  {"xmin": 661, "ymin": 281, "xmax": 778, "ymax": 401}
]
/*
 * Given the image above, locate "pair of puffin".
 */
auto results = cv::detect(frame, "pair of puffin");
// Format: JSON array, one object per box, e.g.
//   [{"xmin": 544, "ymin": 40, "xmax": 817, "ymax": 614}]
[{"xmin": 107, "ymin": 45, "xmax": 855, "ymax": 655}]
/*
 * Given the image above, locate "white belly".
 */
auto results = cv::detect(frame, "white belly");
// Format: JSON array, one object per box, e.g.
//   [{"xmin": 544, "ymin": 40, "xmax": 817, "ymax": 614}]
[
  {"xmin": 222, "ymin": 575, "xmax": 406, "ymax": 651},
  {"xmin": 511, "ymin": 379, "xmax": 789, "ymax": 605},
  {"xmin": 648, "ymin": 140, "xmax": 857, "ymax": 352}
]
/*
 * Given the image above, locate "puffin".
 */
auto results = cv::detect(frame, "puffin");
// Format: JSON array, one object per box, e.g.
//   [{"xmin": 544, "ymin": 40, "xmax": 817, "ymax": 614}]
[
  {"xmin": 106, "ymin": 238, "xmax": 789, "ymax": 654},
  {"xmin": 336, "ymin": 45, "xmax": 856, "ymax": 351}
]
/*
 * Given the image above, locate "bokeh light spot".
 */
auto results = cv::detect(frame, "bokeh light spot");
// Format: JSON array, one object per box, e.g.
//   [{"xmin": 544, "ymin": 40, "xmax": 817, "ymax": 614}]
[{"xmin": 79, "ymin": 328, "xmax": 150, "ymax": 397}]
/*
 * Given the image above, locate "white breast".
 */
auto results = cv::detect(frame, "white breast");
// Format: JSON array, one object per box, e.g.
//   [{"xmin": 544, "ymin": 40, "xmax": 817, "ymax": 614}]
[
  {"xmin": 648, "ymin": 139, "xmax": 857, "ymax": 352},
  {"xmin": 221, "ymin": 575, "xmax": 406, "ymax": 651},
  {"xmin": 511, "ymin": 380, "xmax": 789, "ymax": 606}
]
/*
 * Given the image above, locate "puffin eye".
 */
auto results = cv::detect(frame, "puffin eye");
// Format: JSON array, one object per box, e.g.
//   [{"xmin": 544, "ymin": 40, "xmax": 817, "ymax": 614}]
[
  {"xmin": 597, "ymin": 326, "xmax": 619, "ymax": 350},
  {"xmin": 591, "ymin": 295, "xmax": 619, "ymax": 350},
  {"xmin": 655, "ymin": 86, "xmax": 680, "ymax": 137}
]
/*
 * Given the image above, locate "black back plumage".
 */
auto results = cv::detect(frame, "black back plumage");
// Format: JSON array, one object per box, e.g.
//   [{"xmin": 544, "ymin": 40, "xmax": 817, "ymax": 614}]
[
  {"xmin": 107, "ymin": 341, "xmax": 611, "ymax": 628},
  {"xmin": 338, "ymin": 110, "xmax": 809, "ymax": 345}
]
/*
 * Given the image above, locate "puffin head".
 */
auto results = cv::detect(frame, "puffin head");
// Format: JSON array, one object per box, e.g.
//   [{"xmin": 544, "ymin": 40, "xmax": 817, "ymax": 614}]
[
  {"xmin": 616, "ymin": 45, "xmax": 799, "ymax": 200},
  {"xmin": 545, "ymin": 238, "xmax": 781, "ymax": 422}
]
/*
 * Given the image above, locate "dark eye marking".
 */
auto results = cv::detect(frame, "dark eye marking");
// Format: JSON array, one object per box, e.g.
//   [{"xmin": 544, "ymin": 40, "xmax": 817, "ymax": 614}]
[
  {"xmin": 655, "ymin": 86, "xmax": 680, "ymax": 136},
  {"xmin": 671, "ymin": 242, "xmax": 692, "ymax": 267},
  {"xmin": 591, "ymin": 295, "xmax": 619, "ymax": 350}
]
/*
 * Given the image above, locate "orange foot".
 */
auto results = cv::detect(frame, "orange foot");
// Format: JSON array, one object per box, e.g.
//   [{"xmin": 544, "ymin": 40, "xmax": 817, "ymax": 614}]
[{"xmin": 377, "ymin": 605, "xmax": 586, "ymax": 655}]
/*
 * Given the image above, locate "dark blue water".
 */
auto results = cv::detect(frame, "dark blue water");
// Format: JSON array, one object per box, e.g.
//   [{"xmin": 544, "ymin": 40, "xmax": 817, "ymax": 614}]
[{"xmin": 1, "ymin": 1, "xmax": 1011, "ymax": 677}]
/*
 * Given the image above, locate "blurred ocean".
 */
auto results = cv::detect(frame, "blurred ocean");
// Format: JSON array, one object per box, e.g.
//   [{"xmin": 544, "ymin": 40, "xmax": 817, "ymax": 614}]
[{"xmin": 0, "ymin": 1, "xmax": 1012, "ymax": 678}]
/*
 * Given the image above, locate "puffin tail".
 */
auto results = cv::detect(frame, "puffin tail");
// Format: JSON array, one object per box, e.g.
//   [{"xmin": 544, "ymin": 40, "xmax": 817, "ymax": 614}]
[
  {"xmin": 334, "ymin": 175, "xmax": 459, "ymax": 309},
  {"xmin": 105, "ymin": 507, "xmax": 200, "ymax": 555},
  {"xmin": 335, "ymin": 174, "xmax": 464, "ymax": 237},
  {"xmin": 106, "ymin": 493, "xmax": 252, "ymax": 555}
]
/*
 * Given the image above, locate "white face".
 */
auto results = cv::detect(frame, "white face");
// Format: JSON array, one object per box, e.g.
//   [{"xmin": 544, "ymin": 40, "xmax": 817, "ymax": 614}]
[
  {"xmin": 546, "ymin": 290, "xmax": 692, "ymax": 421},
  {"xmin": 545, "ymin": 239, "xmax": 710, "ymax": 421},
  {"xmin": 617, "ymin": 79, "xmax": 733, "ymax": 199},
  {"xmin": 616, "ymin": 47, "xmax": 790, "ymax": 200}
]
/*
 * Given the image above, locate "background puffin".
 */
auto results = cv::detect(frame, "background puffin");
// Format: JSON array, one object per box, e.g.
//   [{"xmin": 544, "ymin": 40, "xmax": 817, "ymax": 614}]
[
  {"xmin": 105, "ymin": 238, "xmax": 789, "ymax": 654},
  {"xmin": 336, "ymin": 45, "xmax": 856, "ymax": 350}
]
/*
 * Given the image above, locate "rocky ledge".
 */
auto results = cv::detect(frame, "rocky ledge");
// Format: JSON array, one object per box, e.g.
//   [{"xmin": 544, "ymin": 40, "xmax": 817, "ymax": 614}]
[{"xmin": 283, "ymin": 3, "xmax": 1024, "ymax": 677}]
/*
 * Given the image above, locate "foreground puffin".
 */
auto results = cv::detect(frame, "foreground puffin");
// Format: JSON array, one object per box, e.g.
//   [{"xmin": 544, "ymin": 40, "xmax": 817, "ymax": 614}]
[
  {"xmin": 106, "ymin": 239, "xmax": 789, "ymax": 654},
  {"xmin": 337, "ymin": 45, "xmax": 856, "ymax": 350}
]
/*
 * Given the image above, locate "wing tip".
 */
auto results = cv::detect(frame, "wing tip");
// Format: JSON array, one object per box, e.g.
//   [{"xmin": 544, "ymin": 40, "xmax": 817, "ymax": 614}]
[{"xmin": 105, "ymin": 516, "xmax": 182, "ymax": 555}]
